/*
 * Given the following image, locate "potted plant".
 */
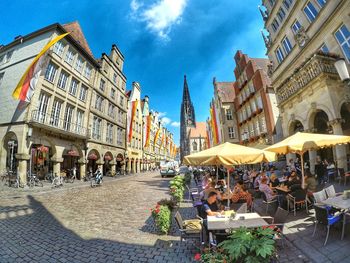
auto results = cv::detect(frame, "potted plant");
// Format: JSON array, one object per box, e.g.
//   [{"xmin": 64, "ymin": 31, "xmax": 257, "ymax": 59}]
[{"xmin": 151, "ymin": 203, "xmax": 172, "ymax": 234}]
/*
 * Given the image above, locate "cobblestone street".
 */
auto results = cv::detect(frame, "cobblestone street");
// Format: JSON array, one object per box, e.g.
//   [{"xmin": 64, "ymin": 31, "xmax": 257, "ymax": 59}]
[{"xmin": 0, "ymin": 172, "xmax": 197, "ymax": 263}]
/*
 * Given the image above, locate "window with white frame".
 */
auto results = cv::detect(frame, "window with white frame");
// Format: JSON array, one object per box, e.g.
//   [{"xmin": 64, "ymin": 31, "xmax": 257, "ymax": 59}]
[
  {"xmin": 0, "ymin": 72, "xmax": 4, "ymax": 88},
  {"xmin": 228, "ymin": 127, "xmax": 235, "ymax": 139},
  {"xmin": 226, "ymin": 109, "xmax": 233, "ymax": 120},
  {"xmin": 69, "ymin": 78, "xmax": 79, "ymax": 96},
  {"xmin": 84, "ymin": 64, "xmax": 92, "ymax": 79},
  {"xmin": 79, "ymin": 84, "xmax": 88, "ymax": 102},
  {"xmin": 304, "ymin": 1, "xmax": 319, "ymax": 23},
  {"xmin": 320, "ymin": 43, "xmax": 329, "ymax": 54},
  {"xmin": 255, "ymin": 119, "xmax": 260, "ymax": 135},
  {"xmin": 65, "ymin": 48, "xmax": 75, "ymax": 65},
  {"xmin": 113, "ymin": 73, "xmax": 118, "ymax": 84},
  {"xmin": 76, "ymin": 110, "xmax": 84, "ymax": 133},
  {"xmin": 63, "ymin": 104, "xmax": 74, "ymax": 131},
  {"xmin": 118, "ymin": 109, "xmax": 123, "ymax": 123},
  {"xmin": 95, "ymin": 94, "xmax": 104, "ymax": 112},
  {"xmin": 275, "ymin": 46, "xmax": 285, "ymax": 63},
  {"xmin": 283, "ymin": 0, "xmax": 293, "ymax": 10},
  {"xmin": 260, "ymin": 116, "xmax": 267, "ymax": 132},
  {"xmin": 192, "ymin": 141, "xmax": 198, "ymax": 151},
  {"xmin": 249, "ymin": 123, "xmax": 255, "ymax": 137},
  {"xmin": 50, "ymin": 99, "xmax": 62, "ymax": 127},
  {"xmin": 92, "ymin": 116, "xmax": 102, "ymax": 140},
  {"xmin": 75, "ymin": 56, "xmax": 84, "ymax": 73},
  {"xmin": 44, "ymin": 62, "xmax": 58, "ymax": 83},
  {"xmin": 117, "ymin": 128, "xmax": 123, "ymax": 146},
  {"xmin": 4, "ymin": 50, "xmax": 13, "ymax": 64},
  {"xmin": 119, "ymin": 95, "xmax": 124, "ymax": 107},
  {"xmin": 53, "ymin": 41, "xmax": 65, "ymax": 57},
  {"xmin": 37, "ymin": 92, "xmax": 50, "ymax": 123},
  {"xmin": 106, "ymin": 123, "xmax": 114, "ymax": 144},
  {"xmin": 111, "ymin": 88, "xmax": 116, "ymax": 99},
  {"xmin": 99, "ymin": 79, "xmax": 106, "ymax": 92},
  {"xmin": 335, "ymin": 24, "xmax": 350, "ymax": 61},
  {"xmin": 108, "ymin": 103, "xmax": 115, "ymax": 118},
  {"xmin": 277, "ymin": 7, "xmax": 286, "ymax": 22},
  {"xmin": 291, "ymin": 20, "xmax": 302, "ymax": 34},
  {"xmin": 316, "ymin": 0, "xmax": 326, "ymax": 8},
  {"xmin": 282, "ymin": 36, "xmax": 293, "ymax": 55},
  {"xmin": 57, "ymin": 70, "xmax": 69, "ymax": 90}
]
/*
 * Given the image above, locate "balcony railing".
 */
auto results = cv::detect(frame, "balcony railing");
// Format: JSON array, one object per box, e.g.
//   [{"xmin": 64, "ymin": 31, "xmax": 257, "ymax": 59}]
[
  {"xmin": 30, "ymin": 110, "xmax": 88, "ymax": 138},
  {"xmin": 276, "ymin": 53, "xmax": 338, "ymax": 105}
]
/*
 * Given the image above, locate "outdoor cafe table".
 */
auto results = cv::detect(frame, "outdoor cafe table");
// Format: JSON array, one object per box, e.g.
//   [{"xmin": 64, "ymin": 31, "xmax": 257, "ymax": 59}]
[
  {"xmin": 320, "ymin": 194, "xmax": 350, "ymax": 240},
  {"xmin": 275, "ymin": 186, "xmax": 290, "ymax": 194},
  {"xmin": 207, "ymin": 212, "xmax": 269, "ymax": 231}
]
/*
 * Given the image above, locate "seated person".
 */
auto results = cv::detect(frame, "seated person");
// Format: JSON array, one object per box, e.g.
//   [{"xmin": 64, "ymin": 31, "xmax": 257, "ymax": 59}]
[
  {"xmin": 259, "ymin": 177, "xmax": 277, "ymax": 201},
  {"xmin": 216, "ymin": 179, "xmax": 227, "ymax": 192},
  {"xmin": 304, "ymin": 170, "xmax": 317, "ymax": 193},
  {"xmin": 200, "ymin": 191, "xmax": 223, "ymax": 219},
  {"xmin": 286, "ymin": 171, "xmax": 301, "ymax": 188},
  {"xmin": 231, "ymin": 183, "xmax": 253, "ymax": 208},
  {"xmin": 200, "ymin": 181, "xmax": 221, "ymax": 200},
  {"xmin": 269, "ymin": 173, "xmax": 280, "ymax": 189},
  {"xmin": 254, "ymin": 172, "xmax": 270, "ymax": 189}
]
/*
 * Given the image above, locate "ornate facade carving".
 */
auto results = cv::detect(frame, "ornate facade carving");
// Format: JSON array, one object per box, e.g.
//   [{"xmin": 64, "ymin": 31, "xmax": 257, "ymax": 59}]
[{"xmin": 294, "ymin": 26, "xmax": 309, "ymax": 47}]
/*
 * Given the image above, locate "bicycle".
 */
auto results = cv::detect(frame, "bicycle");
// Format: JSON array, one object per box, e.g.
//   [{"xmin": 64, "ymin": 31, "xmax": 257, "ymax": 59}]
[
  {"xmin": 45, "ymin": 172, "xmax": 55, "ymax": 183},
  {"xmin": 27, "ymin": 172, "xmax": 43, "ymax": 188},
  {"xmin": 12, "ymin": 174, "xmax": 25, "ymax": 188},
  {"xmin": 52, "ymin": 173, "xmax": 64, "ymax": 188},
  {"xmin": 91, "ymin": 171, "xmax": 103, "ymax": 188},
  {"xmin": 64, "ymin": 169, "xmax": 76, "ymax": 183}
]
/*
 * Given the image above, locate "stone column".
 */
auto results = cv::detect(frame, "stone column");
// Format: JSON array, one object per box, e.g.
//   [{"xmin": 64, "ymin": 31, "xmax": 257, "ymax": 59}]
[
  {"xmin": 110, "ymin": 161, "xmax": 116, "ymax": 176},
  {"xmin": 51, "ymin": 157, "xmax": 64, "ymax": 176},
  {"xmin": 330, "ymin": 119, "xmax": 347, "ymax": 169},
  {"xmin": 78, "ymin": 159, "xmax": 86, "ymax": 180},
  {"xmin": 309, "ymin": 150, "xmax": 317, "ymax": 175},
  {"xmin": 15, "ymin": 153, "xmax": 30, "ymax": 185}
]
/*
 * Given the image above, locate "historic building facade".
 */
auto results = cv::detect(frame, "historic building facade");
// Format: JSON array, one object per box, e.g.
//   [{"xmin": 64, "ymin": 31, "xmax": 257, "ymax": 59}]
[
  {"xmin": 233, "ymin": 50, "xmax": 279, "ymax": 147},
  {"xmin": 213, "ymin": 78, "xmax": 239, "ymax": 144},
  {"xmin": 261, "ymin": 0, "xmax": 350, "ymax": 170},
  {"xmin": 87, "ymin": 44, "xmax": 127, "ymax": 176},
  {"xmin": 180, "ymin": 75, "xmax": 196, "ymax": 161},
  {"xmin": 0, "ymin": 22, "xmax": 99, "ymax": 183},
  {"xmin": 126, "ymin": 82, "xmax": 143, "ymax": 174},
  {"xmin": 187, "ymin": 122, "xmax": 207, "ymax": 154}
]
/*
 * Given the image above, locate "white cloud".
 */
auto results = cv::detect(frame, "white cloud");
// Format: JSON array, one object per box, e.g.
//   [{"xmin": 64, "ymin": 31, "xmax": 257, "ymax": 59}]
[
  {"xmin": 158, "ymin": 111, "xmax": 167, "ymax": 118},
  {"xmin": 130, "ymin": 0, "xmax": 142, "ymax": 12},
  {"xmin": 171, "ymin": 121, "xmax": 180, "ymax": 127},
  {"xmin": 131, "ymin": 0, "xmax": 188, "ymax": 40},
  {"xmin": 161, "ymin": 117, "xmax": 171, "ymax": 125}
]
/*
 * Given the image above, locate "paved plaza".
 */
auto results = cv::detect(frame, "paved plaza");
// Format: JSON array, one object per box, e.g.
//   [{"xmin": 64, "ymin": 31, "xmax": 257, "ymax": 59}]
[{"xmin": 0, "ymin": 172, "xmax": 349, "ymax": 262}]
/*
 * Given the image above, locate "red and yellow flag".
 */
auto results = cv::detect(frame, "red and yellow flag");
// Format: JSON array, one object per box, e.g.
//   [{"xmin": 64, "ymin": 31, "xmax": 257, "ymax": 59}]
[
  {"xmin": 12, "ymin": 33, "xmax": 70, "ymax": 102},
  {"xmin": 128, "ymin": 100, "xmax": 138, "ymax": 142},
  {"xmin": 154, "ymin": 128, "xmax": 161, "ymax": 148},
  {"xmin": 143, "ymin": 115, "xmax": 152, "ymax": 147}
]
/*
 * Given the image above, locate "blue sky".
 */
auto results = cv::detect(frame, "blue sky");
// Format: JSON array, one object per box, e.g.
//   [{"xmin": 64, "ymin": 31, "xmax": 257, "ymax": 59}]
[{"xmin": 0, "ymin": 0, "xmax": 266, "ymax": 144}]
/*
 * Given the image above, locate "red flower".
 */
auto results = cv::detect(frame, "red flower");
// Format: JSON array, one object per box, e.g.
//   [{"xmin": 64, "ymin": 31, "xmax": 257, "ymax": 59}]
[
  {"xmin": 155, "ymin": 209, "xmax": 160, "ymax": 214},
  {"xmin": 194, "ymin": 253, "xmax": 201, "ymax": 261}
]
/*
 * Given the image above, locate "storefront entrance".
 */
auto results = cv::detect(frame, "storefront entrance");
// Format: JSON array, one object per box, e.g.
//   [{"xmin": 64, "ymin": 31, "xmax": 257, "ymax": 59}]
[{"xmin": 30, "ymin": 144, "xmax": 52, "ymax": 179}]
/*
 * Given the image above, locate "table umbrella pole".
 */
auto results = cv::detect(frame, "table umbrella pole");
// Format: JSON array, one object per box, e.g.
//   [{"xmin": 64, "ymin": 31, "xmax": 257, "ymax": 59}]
[
  {"xmin": 301, "ymin": 152, "xmax": 305, "ymax": 189},
  {"xmin": 226, "ymin": 168, "xmax": 230, "ymax": 207}
]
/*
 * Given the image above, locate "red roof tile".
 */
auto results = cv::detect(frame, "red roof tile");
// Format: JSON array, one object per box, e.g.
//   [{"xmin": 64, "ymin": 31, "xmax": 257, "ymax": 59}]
[
  {"xmin": 189, "ymin": 122, "xmax": 207, "ymax": 138},
  {"xmin": 63, "ymin": 21, "xmax": 94, "ymax": 57},
  {"xmin": 216, "ymin": 82, "xmax": 235, "ymax": 103}
]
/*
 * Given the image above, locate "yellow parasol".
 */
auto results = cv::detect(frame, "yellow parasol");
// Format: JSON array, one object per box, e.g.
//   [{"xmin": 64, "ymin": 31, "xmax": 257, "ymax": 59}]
[
  {"xmin": 183, "ymin": 142, "xmax": 276, "ymax": 206},
  {"xmin": 264, "ymin": 132, "xmax": 350, "ymax": 188}
]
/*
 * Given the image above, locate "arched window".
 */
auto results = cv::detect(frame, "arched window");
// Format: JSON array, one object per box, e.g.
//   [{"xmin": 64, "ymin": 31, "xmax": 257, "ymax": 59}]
[{"xmin": 192, "ymin": 141, "xmax": 198, "ymax": 151}]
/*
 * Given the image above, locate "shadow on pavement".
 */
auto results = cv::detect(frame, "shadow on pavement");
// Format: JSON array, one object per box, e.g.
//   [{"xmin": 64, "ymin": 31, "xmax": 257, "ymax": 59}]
[{"xmin": 0, "ymin": 195, "xmax": 198, "ymax": 263}]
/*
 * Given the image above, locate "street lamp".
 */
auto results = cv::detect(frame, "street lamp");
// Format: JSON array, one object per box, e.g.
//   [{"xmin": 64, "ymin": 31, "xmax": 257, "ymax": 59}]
[{"xmin": 335, "ymin": 58, "xmax": 350, "ymax": 87}]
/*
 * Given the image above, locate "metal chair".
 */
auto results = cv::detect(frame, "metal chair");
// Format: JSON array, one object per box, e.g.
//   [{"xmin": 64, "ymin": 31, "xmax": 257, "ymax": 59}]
[
  {"xmin": 230, "ymin": 202, "xmax": 248, "ymax": 213},
  {"xmin": 337, "ymin": 168, "xmax": 350, "ymax": 186},
  {"xmin": 174, "ymin": 211, "xmax": 202, "ymax": 243},
  {"xmin": 312, "ymin": 189, "xmax": 327, "ymax": 204},
  {"xmin": 287, "ymin": 189, "xmax": 308, "ymax": 216},
  {"xmin": 262, "ymin": 207, "xmax": 289, "ymax": 247},
  {"xmin": 186, "ymin": 185, "xmax": 199, "ymax": 201},
  {"xmin": 313, "ymin": 205, "xmax": 343, "ymax": 246},
  {"xmin": 324, "ymin": 185, "xmax": 336, "ymax": 198},
  {"xmin": 262, "ymin": 191, "xmax": 278, "ymax": 214}
]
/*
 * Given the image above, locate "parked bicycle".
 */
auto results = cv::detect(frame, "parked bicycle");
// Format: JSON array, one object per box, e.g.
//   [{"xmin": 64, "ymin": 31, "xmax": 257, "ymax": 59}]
[
  {"xmin": 91, "ymin": 169, "xmax": 103, "ymax": 188},
  {"xmin": 52, "ymin": 173, "xmax": 64, "ymax": 188},
  {"xmin": 12, "ymin": 173, "xmax": 25, "ymax": 188},
  {"xmin": 27, "ymin": 172, "xmax": 43, "ymax": 188},
  {"xmin": 45, "ymin": 172, "xmax": 55, "ymax": 183},
  {"xmin": 64, "ymin": 168, "xmax": 77, "ymax": 183}
]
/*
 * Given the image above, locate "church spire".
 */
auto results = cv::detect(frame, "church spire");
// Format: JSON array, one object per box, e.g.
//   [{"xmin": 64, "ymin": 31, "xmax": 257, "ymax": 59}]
[{"xmin": 182, "ymin": 75, "xmax": 191, "ymax": 103}]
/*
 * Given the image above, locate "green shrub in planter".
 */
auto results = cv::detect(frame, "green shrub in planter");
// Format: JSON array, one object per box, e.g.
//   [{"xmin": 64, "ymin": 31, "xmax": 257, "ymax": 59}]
[
  {"xmin": 219, "ymin": 227, "xmax": 277, "ymax": 263},
  {"xmin": 169, "ymin": 176, "xmax": 186, "ymax": 202},
  {"xmin": 151, "ymin": 203, "xmax": 171, "ymax": 234}
]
